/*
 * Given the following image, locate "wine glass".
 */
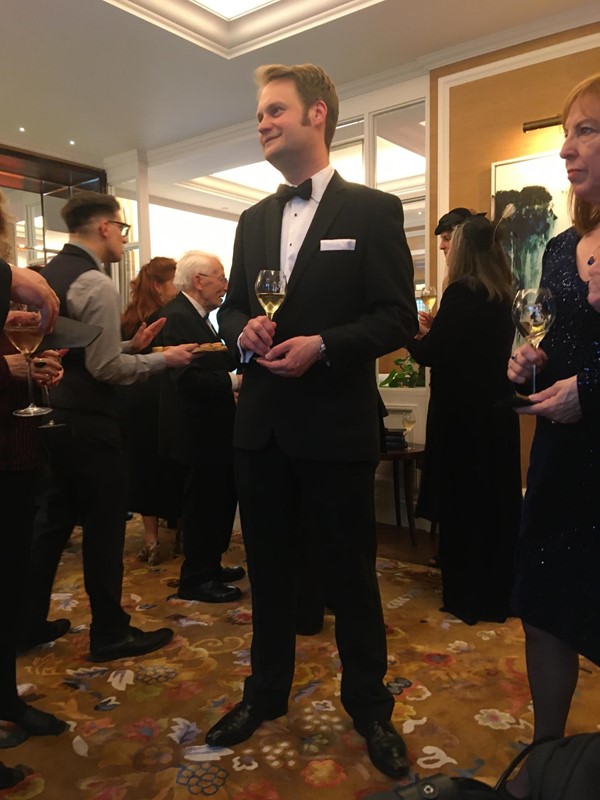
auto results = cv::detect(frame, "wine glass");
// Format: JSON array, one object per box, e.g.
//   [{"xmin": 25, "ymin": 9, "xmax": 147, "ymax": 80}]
[
  {"xmin": 255, "ymin": 270, "xmax": 286, "ymax": 320},
  {"xmin": 420, "ymin": 285, "xmax": 437, "ymax": 313},
  {"xmin": 511, "ymin": 287, "xmax": 556, "ymax": 393},
  {"xmin": 4, "ymin": 303, "xmax": 51, "ymax": 416},
  {"xmin": 402, "ymin": 410, "xmax": 416, "ymax": 448},
  {"xmin": 38, "ymin": 383, "xmax": 66, "ymax": 429}
]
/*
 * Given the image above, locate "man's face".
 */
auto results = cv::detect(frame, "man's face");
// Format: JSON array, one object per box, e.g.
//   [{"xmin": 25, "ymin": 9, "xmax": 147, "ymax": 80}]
[
  {"xmin": 256, "ymin": 78, "xmax": 317, "ymax": 173},
  {"xmin": 195, "ymin": 259, "xmax": 228, "ymax": 313},
  {"xmin": 438, "ymin": 231, "xmax": 453, "ymax": 260},
  {"xmin": 101, "ymin": 211, "xmax": 128, "ymax": 262}
]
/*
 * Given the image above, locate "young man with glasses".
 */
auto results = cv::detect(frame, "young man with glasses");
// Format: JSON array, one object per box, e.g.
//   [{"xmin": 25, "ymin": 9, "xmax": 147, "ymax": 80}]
[{"xmin": 20, "ymin": 191, "xmax": 196, "ymax": 663}]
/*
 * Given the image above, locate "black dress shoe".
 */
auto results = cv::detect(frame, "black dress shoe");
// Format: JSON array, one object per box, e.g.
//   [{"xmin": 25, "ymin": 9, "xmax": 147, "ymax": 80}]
[
  {"xmin": 88, "ymin": 626, "xmax": 173, "ymax": 663},
  {"xmin": 205, "ymin": 702, "xmax": 285, "ymax": 748},
  {"xmin": 13, "ymin": 706, "xmax": 67, "ymax": 736},
  {"xmin": 354, "ymin": 720, "xmax": 409, "ymax": 779},
  {"xmin": 176, "ymin": 580, "xmax": 242, "ymax": 603},
  {"xmin": 18, "ymin": 618, "xmax": 71, "ymax": 652},
  {"xmin": 0, "ymin": 763, "xmax": 26, "ymax": 790},
  {"xmin": 219, "ymin": 565, "xmax": 246, "ymax": 583}
]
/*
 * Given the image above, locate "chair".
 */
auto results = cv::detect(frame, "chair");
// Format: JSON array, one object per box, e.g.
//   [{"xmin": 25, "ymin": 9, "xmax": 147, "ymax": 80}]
[{"xmin": 379, "ymin": 430, "xmax": 425, "ymax": 546}]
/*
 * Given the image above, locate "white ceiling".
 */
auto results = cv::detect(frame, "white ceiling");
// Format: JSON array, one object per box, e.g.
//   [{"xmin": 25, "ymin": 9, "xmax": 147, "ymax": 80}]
[{"xmin": 2, "ymin": 0, "xmax": 599, "ymax": 216}]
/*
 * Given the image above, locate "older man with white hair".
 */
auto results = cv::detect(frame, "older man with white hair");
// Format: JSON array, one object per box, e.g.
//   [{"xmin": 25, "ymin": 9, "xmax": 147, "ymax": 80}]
[{"xmin": 157, "ymin": 251, "xmax": 244, "ymax": 603}]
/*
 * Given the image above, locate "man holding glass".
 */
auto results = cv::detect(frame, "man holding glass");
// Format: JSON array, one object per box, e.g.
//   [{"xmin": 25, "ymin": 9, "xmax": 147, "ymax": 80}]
[{"xmin": 207, "ymin": 63, "xmax": 417, "ymax": 779}]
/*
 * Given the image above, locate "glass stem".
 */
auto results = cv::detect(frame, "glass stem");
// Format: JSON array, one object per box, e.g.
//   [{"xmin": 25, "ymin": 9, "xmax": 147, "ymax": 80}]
[
  {"xmin": 26, "ymin": 355, "xmax": 36, "ymax": 406},
  {"xmin": 532, "ymin": 363, "xmax": 537, "ymax": 394}
]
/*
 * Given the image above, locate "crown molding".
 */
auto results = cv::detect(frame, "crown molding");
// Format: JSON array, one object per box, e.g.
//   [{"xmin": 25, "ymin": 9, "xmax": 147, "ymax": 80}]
[{"xmin": 102, "ymin": 0, "xmax": 385, "ymax": 58}]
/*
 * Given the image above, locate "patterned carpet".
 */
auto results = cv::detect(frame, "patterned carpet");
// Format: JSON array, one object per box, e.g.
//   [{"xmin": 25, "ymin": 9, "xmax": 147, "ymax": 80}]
[{"xmin": 3, "ymin": 518, "xmax": 599, "ymax": 799}]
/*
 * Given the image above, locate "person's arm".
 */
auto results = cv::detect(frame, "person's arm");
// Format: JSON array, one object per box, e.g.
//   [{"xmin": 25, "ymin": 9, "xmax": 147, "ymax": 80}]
[
  {"xmin": 66, "ymin": 271, "xmax": 168, "ymax": 385},
  {"xmin": 9, "ymin": 264, "xmax": 59, "ymax": 331},
  {"xmin": 408, "ymin": 282, "xmax": 473, "ymax": 367}
]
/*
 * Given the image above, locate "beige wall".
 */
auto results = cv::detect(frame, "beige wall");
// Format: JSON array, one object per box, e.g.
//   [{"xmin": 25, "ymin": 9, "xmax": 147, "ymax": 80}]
[{"xmin": 430, "ymin": 23, "xmax": 600, "ymax": 481}]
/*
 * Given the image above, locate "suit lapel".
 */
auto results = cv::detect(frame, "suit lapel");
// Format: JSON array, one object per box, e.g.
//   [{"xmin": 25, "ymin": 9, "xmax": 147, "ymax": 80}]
[{"xmin": 285, "ymin": 172, "xmax": 347, "ymax": 301}]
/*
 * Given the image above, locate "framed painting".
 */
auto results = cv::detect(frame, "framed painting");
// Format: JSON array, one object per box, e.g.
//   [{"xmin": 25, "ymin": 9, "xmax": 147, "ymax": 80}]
[{"xmin": 491, "ymin": 151, "xmax": 570, "ymax": 290}]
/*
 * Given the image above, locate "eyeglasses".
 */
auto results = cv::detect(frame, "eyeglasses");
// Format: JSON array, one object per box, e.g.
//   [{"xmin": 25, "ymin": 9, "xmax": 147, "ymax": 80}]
[
  {"xmin": 196, "ymin": 273, "xmax": 228, "ymax": 284},
  {"xmin": 106, "ymin": 220, "xmax": 131, "ymax": 236}
]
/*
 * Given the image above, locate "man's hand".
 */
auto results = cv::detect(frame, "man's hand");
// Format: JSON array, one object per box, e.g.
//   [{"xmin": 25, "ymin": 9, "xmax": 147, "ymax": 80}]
[
  {"xmin": 163, "ymin": 343, "xmax": 198, "ymax": 367},
  {"xmin": 9, "ymin": 266, "xmax": 59, "ymax": 331},
  {"xmin": 240, "ymin": 316, "xmax": 276, "ymax": 357},
  {"xmin": 587, "ymin": 262, "xmax": 600, "ymax": 312},
  {"xmin": 257, "ymin": 335, "xmax": 321, "ymax": 378},
  {"xmin": 515, "ymin": 375, "xmax": 582, "ymax": 424},
  {"xmin": 130, "ymin": 317, "xmax": 167, "ymax": 352}
]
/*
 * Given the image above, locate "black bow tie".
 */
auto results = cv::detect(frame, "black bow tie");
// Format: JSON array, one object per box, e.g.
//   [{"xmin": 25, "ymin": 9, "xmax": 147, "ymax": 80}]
[{"xmin": 275, "ymin": 179, "xmax": 312, "ymax": 205}]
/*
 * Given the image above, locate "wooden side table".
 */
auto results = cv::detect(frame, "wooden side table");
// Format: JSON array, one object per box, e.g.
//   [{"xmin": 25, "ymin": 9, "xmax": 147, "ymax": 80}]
[{"xmin": 379, "ymin": 443, "xmax": 425, "ymax": 546}]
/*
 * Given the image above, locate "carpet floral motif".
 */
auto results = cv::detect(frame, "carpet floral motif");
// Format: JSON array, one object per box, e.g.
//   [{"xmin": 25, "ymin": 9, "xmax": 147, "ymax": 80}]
[{"xmin": 4, "ymin": 520, "xmax": 599, "ymax": 799}]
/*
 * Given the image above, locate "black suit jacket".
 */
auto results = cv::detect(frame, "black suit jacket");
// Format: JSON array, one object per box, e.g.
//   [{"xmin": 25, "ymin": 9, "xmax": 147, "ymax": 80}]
[
  {"xmin": 0, "ymin": 259, "xmax": 11, "ymax": 328},
  {"xmin": 218, "ymin": 171, "xmax": 418, "ymax": 462},
  {"xmin": 157, "ymin": 292, "xmax": 236, "ymax": 466}
]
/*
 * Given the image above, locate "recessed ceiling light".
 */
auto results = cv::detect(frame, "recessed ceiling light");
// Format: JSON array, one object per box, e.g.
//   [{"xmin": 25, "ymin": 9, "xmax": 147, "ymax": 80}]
[
  {"xmin": 69, "ymin": 140, "xmax": 76, "ymax": 145},
  {"xmin": 19, "ymin": 127, "xmax": 25, "ymax": 133},
  {"xmin": 191, "ymin": 0, "xmax": 278, "ymax": 20}
]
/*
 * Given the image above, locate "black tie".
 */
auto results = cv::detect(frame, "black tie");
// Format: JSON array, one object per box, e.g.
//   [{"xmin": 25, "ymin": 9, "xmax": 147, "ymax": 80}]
[{"xmin": 275, "ymin": 178, "xmax": 312, "ymax": 205}]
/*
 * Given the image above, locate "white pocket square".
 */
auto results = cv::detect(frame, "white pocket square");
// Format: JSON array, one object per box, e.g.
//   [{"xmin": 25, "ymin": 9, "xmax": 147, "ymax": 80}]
[{"xmin": 320, "ymin": 238, "xmax": 356, "ymax": 251}]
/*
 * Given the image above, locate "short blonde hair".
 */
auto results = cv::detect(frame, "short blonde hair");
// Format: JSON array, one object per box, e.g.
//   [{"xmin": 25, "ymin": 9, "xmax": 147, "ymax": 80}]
[{"xmin": 255, "ymin": 63, "xmax": 339, "ymax": 150}]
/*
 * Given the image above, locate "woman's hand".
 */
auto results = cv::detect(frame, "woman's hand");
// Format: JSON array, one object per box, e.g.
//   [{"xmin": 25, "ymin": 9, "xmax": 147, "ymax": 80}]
[
  {"xmin": 130, "ymin": 318, "xmax": 167, "ymax": 352},
  {"xmin": 507, "ymin": 343, "xmax": 548, "ymax": 384},
  {"xmin": 416, "ymin": 311, "xmax": 433, "ymax": 339},
  {"xmin": 516, "ymin": 375, "xmax": 582, "ymax": 424},
  {"xmin": 587, "ymin": 262, "xmax": 600, "ymax": 312},
  {"xmin": 31, "ymin": 350, "xmax": 64, "ymax": 387}
]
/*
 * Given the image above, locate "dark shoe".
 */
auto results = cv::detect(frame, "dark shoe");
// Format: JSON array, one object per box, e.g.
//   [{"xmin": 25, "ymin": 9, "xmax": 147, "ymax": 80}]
[
  {"xmin": 205, "ymin": 702, "xmax": 284, "ymax": 748},
  {"xmin": 176, "ymin": 580, "xmax": 242, "ymax": 603},
  {"xmin": 88, "ymin": 626, "xmax": 174, "ymax": 663},
  {"xmin": 219, "ymin": 565, "xmax": 245, "ymax": 583},
  {"xmin": 354, "ymin": 720, "xmax": 409, "ymax": 779},
  {"xmin": 0, "ymin": 763, "xmax": 26, "ymax": 789},
  {"xmin": 18, "ymin": 618, "xmax": 71, "ymax": 652},
  {"xmin": 14, "ymin": 706, "xmax": 67, "ymax": 737}
]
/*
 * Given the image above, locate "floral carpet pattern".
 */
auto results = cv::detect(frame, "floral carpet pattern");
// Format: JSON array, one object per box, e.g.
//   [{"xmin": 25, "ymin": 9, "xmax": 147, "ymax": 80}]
[{"xmin": 4, "ymin": 519, "xmax": 599, "ymax": 799}]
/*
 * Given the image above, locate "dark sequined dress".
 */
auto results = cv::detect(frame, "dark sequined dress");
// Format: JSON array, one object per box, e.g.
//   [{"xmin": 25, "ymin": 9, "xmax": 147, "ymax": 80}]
[{"xmin": 514, "ymin": 227, "xmax": 600, "ymax": 665}]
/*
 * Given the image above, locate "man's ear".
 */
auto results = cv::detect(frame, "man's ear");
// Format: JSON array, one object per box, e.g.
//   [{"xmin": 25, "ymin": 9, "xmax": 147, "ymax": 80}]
[{"xmin": 311, "ymin": 99, "xmax": 327, "ymax": 126}]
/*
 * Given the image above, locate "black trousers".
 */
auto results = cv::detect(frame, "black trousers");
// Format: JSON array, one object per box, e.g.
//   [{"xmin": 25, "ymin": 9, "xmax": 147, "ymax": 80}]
[
  {"xmin": 25, "ymin": 412, "xmax": 130, "ymax": 647},
  {"xmin": 0, "ymin": 469, "xmax": 37, "ymax": 714},
  {"xmin": 179, "ymin": 462, "xmax": 237, "ymax": 590},
  {"xmin": 236, "ymin": 439, "xmax": 394, "ymax": 724}
]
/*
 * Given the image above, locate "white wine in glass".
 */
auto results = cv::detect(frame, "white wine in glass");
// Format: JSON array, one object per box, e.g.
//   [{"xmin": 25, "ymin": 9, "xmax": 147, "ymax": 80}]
[
  {"xmin": 420, "ymin": 285, "xmax": 437, "ymax": 313},
  {"xmin": 4, "ymin": 303, "xmax": 51, "ymax": 416},
  {"xmin": 402, "ymin": 410, "xmax": 416, "ymax": 447},
  {"xmin": 511, "ymin": 287, "xmax": 556, "ymax": 393},
  {"xmin": 255, "ymin": 270, "xmax": 286, "ymax": 320}
]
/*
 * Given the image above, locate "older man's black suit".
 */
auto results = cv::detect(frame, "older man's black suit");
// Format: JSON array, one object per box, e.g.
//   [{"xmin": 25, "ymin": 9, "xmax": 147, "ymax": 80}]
[
  {"xmin": 157, "ymin": 292, "xmax": 237, "ymax": 592},
  {"xmin": 218, "ymin": 171, "xmax": 417, "ymax": 724}
]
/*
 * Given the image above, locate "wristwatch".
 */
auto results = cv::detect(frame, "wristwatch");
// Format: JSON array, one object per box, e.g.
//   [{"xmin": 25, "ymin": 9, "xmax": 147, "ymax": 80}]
[{"xmin": 317, "ymin": 336, "xmax": 330, "ymax": 366}]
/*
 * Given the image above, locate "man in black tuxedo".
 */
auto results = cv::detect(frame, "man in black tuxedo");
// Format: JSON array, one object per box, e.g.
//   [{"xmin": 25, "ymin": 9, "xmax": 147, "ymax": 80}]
[
  {"xmin": 157, "ymin": 251, "xmax": 244, "ymax": 603},
  {"xmin": 205, "ymin": 64, "xmax": 418, "ymax": 779}
]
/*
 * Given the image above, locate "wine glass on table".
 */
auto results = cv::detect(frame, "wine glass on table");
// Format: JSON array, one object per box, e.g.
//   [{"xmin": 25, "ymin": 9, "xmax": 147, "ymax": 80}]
[
  {"xmin": 420, "ymin": 285, "xmax": 437, "ymax": 314},
  {"xmin": 4, "ymin": 303, "xmax": 51, "ymax": 416},
  {"xmin": 511, "ymin": 287, "xmax": 556, "ymax": 393},
  {"xmin": 255, "ymin": 270, "xmax": 287, "ymax": 320},
  {"xmin": 401, "ymin": 410, "xmax": 416, "ymax": 449}
]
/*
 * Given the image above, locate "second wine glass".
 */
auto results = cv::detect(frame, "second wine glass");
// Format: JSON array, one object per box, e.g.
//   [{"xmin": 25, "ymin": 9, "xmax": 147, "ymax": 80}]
[
  {"xmin": 511, "ymin": 287, "xmax": 556, "ymax": 393},
  {"xmin": 420, "ymin": 285, "xmax": 437, "ymax": 313},
  {"xmin": 255, "ymin": 270, "xmax": 286, "ymax": 320}
]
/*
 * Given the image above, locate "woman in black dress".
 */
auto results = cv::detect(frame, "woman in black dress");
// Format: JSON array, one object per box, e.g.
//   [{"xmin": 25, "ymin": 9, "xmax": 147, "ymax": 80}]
[
  {"xmin": 120, "ymin": 257, "xmax": 179, "ymax": 565},
  {"xmin": 409, "ymin": 215, "xmax": 521, "ymax": 625},
  {"xmin": 506, "ymin": 73, "xmax": 600, "ymax": 798}
]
